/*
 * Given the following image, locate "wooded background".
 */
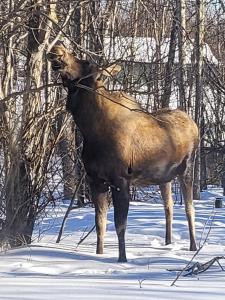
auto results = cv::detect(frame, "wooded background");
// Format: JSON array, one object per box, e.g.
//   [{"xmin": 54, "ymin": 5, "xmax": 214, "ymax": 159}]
[{"xmin": 0, "ymin": 0, "xmax": 224, "ymax": 247}]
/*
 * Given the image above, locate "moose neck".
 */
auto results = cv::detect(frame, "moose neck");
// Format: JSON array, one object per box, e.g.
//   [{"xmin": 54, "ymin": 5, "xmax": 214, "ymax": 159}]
[{"xmin": 65, "ymin": 78, "xmax": 110, "ymax": 141}]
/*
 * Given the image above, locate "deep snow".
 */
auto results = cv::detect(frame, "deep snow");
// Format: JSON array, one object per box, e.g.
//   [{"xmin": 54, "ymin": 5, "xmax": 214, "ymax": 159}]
[{"xmin": 0, "ymin": 187, "xmax": 225, "ymax": 299}]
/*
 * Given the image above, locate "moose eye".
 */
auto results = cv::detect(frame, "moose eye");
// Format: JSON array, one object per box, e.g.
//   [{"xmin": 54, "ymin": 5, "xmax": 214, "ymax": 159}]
[
  {"xmin": 48, "ymin": 52, "xmax": 63, "ymax": 61},
  {"xmin": 56, "ymin": 54, "xmax": 64, "ymax": 61}
]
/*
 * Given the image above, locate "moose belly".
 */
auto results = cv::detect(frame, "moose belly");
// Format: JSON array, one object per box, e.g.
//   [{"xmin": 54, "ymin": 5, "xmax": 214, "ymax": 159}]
[
  {"xmin": 130, "ymin": 160, "xmax": 185, "ymax": 186},
  {"xmin": 82, "ymin": 141, "xmax": 187, "ymax": 186}
]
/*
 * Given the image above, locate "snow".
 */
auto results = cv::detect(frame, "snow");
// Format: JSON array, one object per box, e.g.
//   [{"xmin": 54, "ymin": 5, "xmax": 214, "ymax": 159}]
[
  {"xmin": 0, "ymin": 188, "xmax": 225, "ymax": 299},
  {"xmin": 103, "ymin": 37, "xmax": 218, "ymax": 64}
]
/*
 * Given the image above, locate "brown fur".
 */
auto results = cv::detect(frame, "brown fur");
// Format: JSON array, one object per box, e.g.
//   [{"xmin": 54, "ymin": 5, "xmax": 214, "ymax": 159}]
[{"xmin": 48, "ymin": 45, "xmax": 199, "ymax": 262}]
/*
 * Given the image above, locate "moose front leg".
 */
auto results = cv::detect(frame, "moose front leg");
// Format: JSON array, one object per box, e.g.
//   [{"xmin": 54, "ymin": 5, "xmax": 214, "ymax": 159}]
[
  {"xmin": 111, "ymin": 178, "xmax": 130, "ymax": 262},
  {"xmin": 90, "ymin": 182, "xmax": 109, "ymax": 255},
  {"xmin": 159, "ymin": 182, "xmax": 173, "ymax": 245}
]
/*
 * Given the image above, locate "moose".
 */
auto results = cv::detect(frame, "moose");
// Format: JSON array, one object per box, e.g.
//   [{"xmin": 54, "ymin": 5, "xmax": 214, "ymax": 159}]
[{"xmin": 48, "ymin": 44, "xmax": 199, "ymax": 262}]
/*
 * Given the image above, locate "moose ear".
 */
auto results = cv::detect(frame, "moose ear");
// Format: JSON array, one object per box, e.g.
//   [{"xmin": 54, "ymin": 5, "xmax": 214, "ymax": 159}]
[
  {"xmin": 82, "ymin": 61, "xmax": 99, "ymax": 79},
  {"xmin": 101, "ymin": 64, "xmax": 121, "ymax": 77},
  {"xmin": 94, "ymin": 64, "xmax": 121, "ymax": 81}
]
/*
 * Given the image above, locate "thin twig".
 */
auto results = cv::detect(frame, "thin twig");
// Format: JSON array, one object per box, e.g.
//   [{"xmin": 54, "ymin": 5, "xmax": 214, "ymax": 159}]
[
  {"xmin": 1, "ymin": 83, "xmax": 61, "ymax": 103},
  {"xmin": 168, "ymin": 256, "xmax": 225, "ymax": 276},
  {"xmin": 76, "ymin": 225, "xmax": 96, "ymax": 249},
  {"xmin": 56, "ymin": 172, "xmax": 85, "ymax": 243},
  {"xmin": 170, "ymin": 209, "xmax": 215, "ymax": 286}
]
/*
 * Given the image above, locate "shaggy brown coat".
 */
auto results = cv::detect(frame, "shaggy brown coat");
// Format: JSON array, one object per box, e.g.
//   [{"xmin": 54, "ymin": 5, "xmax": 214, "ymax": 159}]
[{"xmin": 48, "ymin": 44, "xmax": 199, "ymax": 262}]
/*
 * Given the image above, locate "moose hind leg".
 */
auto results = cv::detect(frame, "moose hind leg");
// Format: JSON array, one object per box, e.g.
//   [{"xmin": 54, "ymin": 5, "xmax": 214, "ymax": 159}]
[
  {"xmin": 90, "ymin": 183, "xmax": 109, "ymax": 255},
  {"xmin": 179, "ymin": 158, "xmax": 197, "ymax": 251},
  {"xmin": 112, "ymin": 178, "xmax": 130, "ymax": 262},
  {"xmin": 160, "ymin": 182, "xmax": 173, "ymax": 245}
]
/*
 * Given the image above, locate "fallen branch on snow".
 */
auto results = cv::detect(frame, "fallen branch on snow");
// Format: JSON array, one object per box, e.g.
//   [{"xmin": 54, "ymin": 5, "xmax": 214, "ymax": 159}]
[
  {"xmin": 168, "ymin": 256, "xmax": 225, "ymax": 276},
  {"xmin": 170, "ymin": 209, "xmax": 216, "ymax": 286}
]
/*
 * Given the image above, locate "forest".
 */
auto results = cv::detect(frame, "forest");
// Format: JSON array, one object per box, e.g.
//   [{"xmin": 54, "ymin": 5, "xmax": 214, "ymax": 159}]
[{"xmin": 0, "ymin": 0, "xmax": 225, "ymax": 248}]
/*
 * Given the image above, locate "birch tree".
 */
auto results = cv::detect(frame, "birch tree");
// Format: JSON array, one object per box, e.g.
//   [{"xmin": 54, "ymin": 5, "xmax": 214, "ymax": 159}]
[{"xmin": 0, "ymin": 0, "xmax": 224, "ymax": 245}]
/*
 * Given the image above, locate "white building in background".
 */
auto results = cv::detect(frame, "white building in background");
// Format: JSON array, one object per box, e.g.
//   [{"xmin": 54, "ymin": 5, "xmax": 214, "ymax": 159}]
[
  {"xmin": 102, "ymin": 36, "xmax": 218, "ymax": 109},
  {"xmin": 103, "ymin": 36, "xmax": 217, "ymax": 64}
]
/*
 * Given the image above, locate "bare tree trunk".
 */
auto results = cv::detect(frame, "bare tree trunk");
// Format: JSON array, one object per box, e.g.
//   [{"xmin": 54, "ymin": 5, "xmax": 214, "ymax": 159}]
[
  {"xmin": 161, "ymin": 1, "xmax": 178, "ymax": 108},
  {"xmin": 222, "ymin": 166, "xmax": 225, "ymax": 196},
  {"xmin": 89, "ymin": 0, "xmax": 103, "ymax": 61},
  {"xmin": 2, "ymin": 0, "xmax": 33, "ymax": 246},
  {"xmin": 193, "ymin": 0, "xmax": 205, "ymax": 200},
  {"xmin": 3, "ymin": 0, "xmax": 58, "ymax": 246},
  {"xmin": 70, "ymin": 1, "xmax": 88, "ymax": 205},
  {"xmin": 177, "ymin": 0, "xmax": 187, "ymax": 109},
  {"xmin": 200, "ymin": 109, "xmax": 207, "ymax": 190},
  {"xmin": 4, "ymin": 158, "xmax": 34, "ymax": 246}
]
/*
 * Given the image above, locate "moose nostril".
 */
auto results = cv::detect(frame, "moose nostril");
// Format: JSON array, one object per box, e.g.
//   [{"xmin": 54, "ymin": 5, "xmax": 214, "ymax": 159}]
[{"xmin": 52, "ymin": 61, "xmax": 62, "ymax": 70}]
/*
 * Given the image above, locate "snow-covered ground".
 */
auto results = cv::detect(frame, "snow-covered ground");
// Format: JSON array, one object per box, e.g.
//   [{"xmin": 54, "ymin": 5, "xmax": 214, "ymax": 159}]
[{"xmin": 0, "ymin": 188, "xmax": 225, "ymax": 299}]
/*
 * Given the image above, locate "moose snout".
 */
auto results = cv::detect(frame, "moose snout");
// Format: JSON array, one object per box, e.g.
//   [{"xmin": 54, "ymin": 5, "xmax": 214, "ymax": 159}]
[
  {"xmin": 51, "ymin": 60, "xmax": 63, "ymax": 70},
  {"xmin": 47, "ymin": 52, "xmax": 64, "ymax": 70}
]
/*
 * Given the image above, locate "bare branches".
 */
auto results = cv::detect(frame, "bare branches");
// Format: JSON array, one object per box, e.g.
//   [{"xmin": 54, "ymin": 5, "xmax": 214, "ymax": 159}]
[
  {"xmin": 0, "ymin": 83, "xmax": 62, "ymax": 103},
  {"xmin": 76, "ymin": 225, "xmax": 96, "ymax": 249},
  {"xmin": 182, "ymin": 256, "xmax": 225, "ymax": 276},
  {"xmin": 170, "ymin": 208, "xmax": 216, "ymax": 286},
  {"xmin": 56, "ymin": 172, "xmax": 85, "ymax": 244},
  {"xmin": 218, "ymin": 0, "xmax": 225, "ymax": 13},
  {"xmin": 0, "ymin": 0, "xmax": 225, "ymax": 246}
]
